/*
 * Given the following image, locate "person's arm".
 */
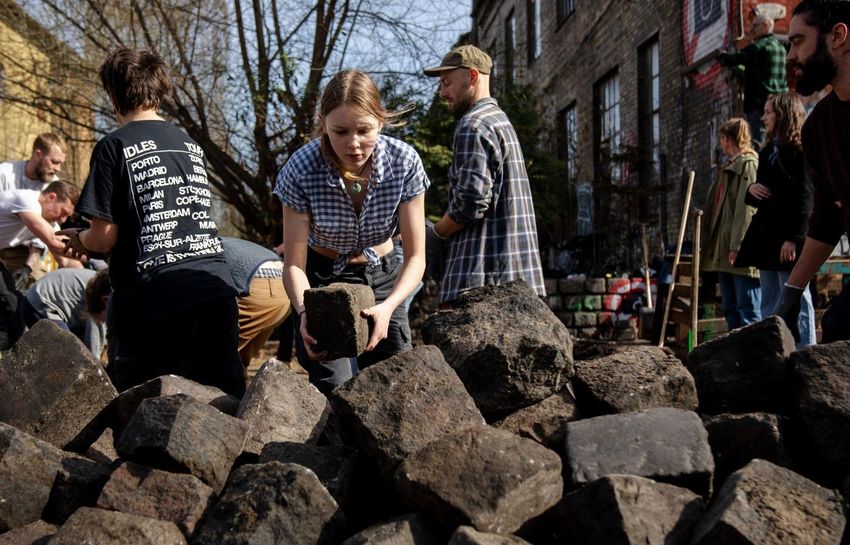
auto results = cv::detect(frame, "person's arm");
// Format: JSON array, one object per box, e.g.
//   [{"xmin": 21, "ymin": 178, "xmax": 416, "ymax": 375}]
[
  {"xmin": 17, "ymin": 211, "xmax": 73, "ymax": 259},
  {"xmin": 59, "ymin": 217, "xmax": 118, "ymax": 260},
  {"xmin": 281, "ymin": 205, "xmax": 323, "ymax": 360},
  {"xmin": 361, "ymin": 194, "xmax": 426, "ymax": 351},
  {"xmin": 438, "ymin": 125, "xmax": 495, "ymax": 237},
  {"xmin": 728, "ymin": 159, "xmax": 758, "ymax": 264}
]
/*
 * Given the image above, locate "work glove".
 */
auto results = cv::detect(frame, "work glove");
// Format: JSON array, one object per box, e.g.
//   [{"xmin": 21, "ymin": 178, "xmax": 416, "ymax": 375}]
[
  {"xmin": 774, "ymin": 284, "xmax": 804, "ymax": 342},
  {"xmin": 12, "ymin": 265, "xmax": 33, "ymax": 291},
  {"xmin": 425, "ymin": 221, "xmax": 448, "ymax": 282}
]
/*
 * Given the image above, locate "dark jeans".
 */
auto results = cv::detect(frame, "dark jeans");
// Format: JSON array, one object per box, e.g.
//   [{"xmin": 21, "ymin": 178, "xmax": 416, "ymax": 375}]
[
  {"xmin": 822, "ymin": 280, "xmax": 850, "ymax": 343},
  {"xmin": 108, "ymin": 296, "xmax": 245, "ymax": 397},
  {"xmin": 0, "ymin": 262, "xmax": 24, "ymax": 349},
  {"xmin": 294, "ymin": 247, "xmax": 412, "ymax": 394}
]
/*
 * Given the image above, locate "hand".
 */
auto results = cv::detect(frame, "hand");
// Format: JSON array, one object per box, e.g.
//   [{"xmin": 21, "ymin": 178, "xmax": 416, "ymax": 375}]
[
  {"xmin": 298, "ymin": 312, "xmax": 326, "ymax": 361},
  {"xmin": 747, "ymin": 183, "xmax": 771, "ymax": 200},
  {"xmin": 58, "ymin": 228, "xmax": 90, "ymax": 260},
  {"xmin": 779, "ymin": 241, "xmax": 797, "ymax": 263},
  {"xmin": 360, "ymin": 302, "xmax": 393, "ymax": 351},
  {"xmin": 425, "ymin": 222, "xmax": 448, "ymax": 281},
  {"xmin": 12, "ymin": 265, "xmax": 33, "ymax": 291},
  {"xmin": 774, "ymin": 284, "xmax": 804, "ymax": 342},
  {"xmin": 728, "ymin": 250, "xmax": 738, "ymax": 266}
]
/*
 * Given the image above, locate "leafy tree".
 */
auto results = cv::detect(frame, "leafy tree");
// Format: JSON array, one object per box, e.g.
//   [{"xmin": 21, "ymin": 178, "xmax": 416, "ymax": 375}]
[{"xmin": 0, "ymin": 0, "xmax": 466, "ymax": 243}]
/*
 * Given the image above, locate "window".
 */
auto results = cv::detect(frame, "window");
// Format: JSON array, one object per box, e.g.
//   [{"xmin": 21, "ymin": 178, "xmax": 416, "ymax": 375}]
[
  {"xmin": 639, "ymin": 38, "xmax": 661, "ymax": 197},
  {"xmin": 527, "ymin": 0, "xmax": 542, "ymax": 63},
  {"xmin": 557, "ymin": 0, "xmax": 575, "ymax": 24},
  {"xmin": 562, "ymin": 104, "xmax": 578, "ymax": 183},
  {"xmin": 505, "ymin": 10, "xmax": 517, "ymax": 84},
  {"xmin": 595, "ymin": 70, "xmax": 621, "ymax": 185}
]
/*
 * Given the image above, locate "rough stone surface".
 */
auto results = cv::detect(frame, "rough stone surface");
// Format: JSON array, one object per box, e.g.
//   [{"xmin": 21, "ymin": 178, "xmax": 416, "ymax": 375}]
[
  {"xmin": 687, "ymin": 317, "xmax": 795, "ymax": 414},
  {"xmin": 115, "ymin": 394, "xmax": 248, "ymax": 493},
  {"xmin": 0, "ymin": 422, "xmax": 63, "ymax": 532},
  {"xmin": 331, "ymin": 345, "xmax": 484, "ymax": 478},
  {"xmin": 236, "ymin": 359, "xmax": 331, "ymax": 455},
  {"xmin": 67, "ymin": 374, "xmax": 239, "ymax": 453},
  {"xmin": 564, "ymin": 408, "xmax": 714, "ymax": 497},
  {"xmin": 691, "ymin": 459, "xmax": 845, "ymax": 545},
  {"xmin": 85, "ymin": 427, "xmax": 120, "ymax": 465},
  {"xmin": 790, "ymin": 341, "xmax": 850, "ymax": 473},
  {"xmin": 559, "ymin": 276, "xmax": 585, "ymax": 294},
  {"xmin": 448, "ymin": 526, "xmax": 532, "ymax": 545},
  {"xmin": 491, "ymin": 387, "xmax": 579, "ymax": 450},
  {"xmin": 97, "ymin": 461, "xmax": 215, "ymax": 537},
  {"xmin": 395, "ymin": 425, "xmax": 563, "ymax": 535},
  {"xmin": 42, "ymin": 452, "xmax": 112, "ymax": 524},
  {"xmin": 192, "ymin": 462, "xmax": 346, "ymax": 545},
  {"xmin": 584, "ymin": 278, "xmax": 607, "ymax": 294},
  {"xmin": 421, "ymin": 281, "xmax": 574, "ymax": 414},
  {"xmin": 341, "ymin": 514, "xmax": 441, "ymax": 545},
  {"xmin": 48, "ymin": 507, "xmax": 186, "ymax": 545},
  {"xmin": 574, "ymin": 346, "xmax": 698, "ymax": 416},
  {"xmin": 557, "ymin": 475, "xmax": 704, "ymax": 544},
  {"xmin": 259, "ymin": 441, "xmax": 358, "ymax": 509},
  {"xmin": 0, "ymin": 320, "xmax": 117, "ymax": 449},
  {"xmin": 304, "ymin": 282, "xmax": 375, "ymax": 358},
  {"xmin": 0, "ymin": 520, "xmax": 56, "ymax": 545},
  {"xmin": 702, "ymin": 413, "xmax": 789, "ymax": 488}
]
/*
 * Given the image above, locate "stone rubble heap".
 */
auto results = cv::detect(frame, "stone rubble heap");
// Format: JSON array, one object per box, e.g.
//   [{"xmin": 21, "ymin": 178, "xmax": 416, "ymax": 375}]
[{"xmin": 0, "ymin": 282, "xmax": 848, "ymax": 544}]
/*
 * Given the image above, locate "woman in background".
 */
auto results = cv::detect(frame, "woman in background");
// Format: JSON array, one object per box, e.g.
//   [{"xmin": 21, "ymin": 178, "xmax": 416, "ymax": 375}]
[
  {"xmin": 735, "ymin": 92, "xmax": 815, "ymax": 345},
  {"xmin": 703, "ymin": 117, "xmax": 761, "ymax": 330}
]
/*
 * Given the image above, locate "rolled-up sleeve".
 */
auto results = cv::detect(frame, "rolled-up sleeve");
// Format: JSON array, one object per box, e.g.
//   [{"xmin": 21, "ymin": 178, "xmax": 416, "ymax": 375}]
[
  {"xmin": 447, "ymin": 124, "xmax": 496, "ymax": 225},
  {"xmin": 400, "ymin": 152, "xmax": 430, "ymax": 203},
  {"xmin": 273, "ymin": 163, "xmax": 310, "ymax": 214}
]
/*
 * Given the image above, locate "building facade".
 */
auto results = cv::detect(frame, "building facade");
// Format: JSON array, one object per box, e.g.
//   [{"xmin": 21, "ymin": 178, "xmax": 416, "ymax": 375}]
[
  {"xmin": 0, "ymin": 0, "xmax": 93, "ymax": 184},
  {"xmin": 472, "ymin": 0, "xmax": 800, "ymax": 269}
]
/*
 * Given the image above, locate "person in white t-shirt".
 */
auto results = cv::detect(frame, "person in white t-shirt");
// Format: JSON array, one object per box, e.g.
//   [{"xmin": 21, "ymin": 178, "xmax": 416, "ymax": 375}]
[
  {"xmin": 0, "ymin": 180, "xmax": 79, "ymax": 349},
  {"xmin": 0, "ymin": 133, "xmax": 68, "ymax": 285}
]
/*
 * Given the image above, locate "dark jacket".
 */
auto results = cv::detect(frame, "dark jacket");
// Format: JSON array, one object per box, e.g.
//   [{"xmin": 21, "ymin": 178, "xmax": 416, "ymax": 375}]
[{"xmin": 735, "ymin": 140, "xmax": 813, "ymax": 271}]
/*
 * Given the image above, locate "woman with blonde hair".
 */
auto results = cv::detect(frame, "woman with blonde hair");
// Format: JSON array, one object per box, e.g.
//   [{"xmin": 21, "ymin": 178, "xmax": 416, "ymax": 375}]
[
  {"xmin": 735, "ymin": 92, "xmax": 815, "ymax": 345},
  {"xmin": 703, "ymin": 117, "xmax": 761, "ymax": 330},
  {"xmin": 274, "ymin": 70, "xmax": 428, "ymax": 393}
]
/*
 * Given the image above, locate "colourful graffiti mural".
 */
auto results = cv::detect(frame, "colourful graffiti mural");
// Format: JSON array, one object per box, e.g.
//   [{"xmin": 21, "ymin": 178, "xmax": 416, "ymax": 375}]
[{"xmin": 683, "ymin": 0, "xmax": 732, "ymax": 87}]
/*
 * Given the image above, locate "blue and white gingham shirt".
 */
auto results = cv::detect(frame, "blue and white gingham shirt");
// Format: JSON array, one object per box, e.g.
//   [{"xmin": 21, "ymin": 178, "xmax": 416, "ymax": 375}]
[
  {"xmin": 274, "ymin": 135, "xmax": 429, "ymax": 273},
  {"xmin": 441, "ymin": 97, "xmax": 545, "ymax": 303}
]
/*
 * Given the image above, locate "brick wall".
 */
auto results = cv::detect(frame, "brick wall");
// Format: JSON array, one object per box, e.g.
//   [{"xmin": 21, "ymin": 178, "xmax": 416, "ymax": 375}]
[{"xmin": 472, "ymin": 0, "xmax": 800, "ymax": 269}]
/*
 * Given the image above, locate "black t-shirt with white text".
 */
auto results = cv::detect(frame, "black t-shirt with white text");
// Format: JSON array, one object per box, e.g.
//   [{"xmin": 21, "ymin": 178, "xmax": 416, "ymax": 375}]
[{"xmin": 76, "ymin": 120, "xmax": 235, "ymax": 319}]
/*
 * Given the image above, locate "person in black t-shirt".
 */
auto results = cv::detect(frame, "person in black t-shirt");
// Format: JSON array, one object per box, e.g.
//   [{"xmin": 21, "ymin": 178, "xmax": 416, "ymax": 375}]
[
  {"xmin": 773, "ymin": 1, "xmax": 850, "ymax": 343},
  {"xmin": 62, "ymin": 48, "xmax": 244, "ymax": 396}
]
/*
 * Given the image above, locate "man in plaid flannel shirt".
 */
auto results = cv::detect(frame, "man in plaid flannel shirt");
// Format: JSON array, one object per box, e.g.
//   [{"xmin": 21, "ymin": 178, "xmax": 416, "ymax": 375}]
[
  {"xmin": 424, "ymin": 45, "xmax": 545, "ymax": 305},
  {"xmin": 720, "ymin": 14, "xmax": 789, "ymax": 145}
]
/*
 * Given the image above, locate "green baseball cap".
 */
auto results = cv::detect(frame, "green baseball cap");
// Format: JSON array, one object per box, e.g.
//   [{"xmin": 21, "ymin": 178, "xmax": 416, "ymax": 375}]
[{"xmin": 424, "ymin": 45, "xmax": 493, "ymax": 76}]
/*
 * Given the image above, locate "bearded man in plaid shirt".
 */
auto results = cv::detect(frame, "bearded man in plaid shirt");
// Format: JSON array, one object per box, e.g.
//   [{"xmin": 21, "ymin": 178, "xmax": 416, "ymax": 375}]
[
  {"xmin": 423, "ymin": 45, "xmax": 545, "ymax": 305},
  {"xmin": 720, "ymin": 13, "xmax": 789, "ymax": 145}
]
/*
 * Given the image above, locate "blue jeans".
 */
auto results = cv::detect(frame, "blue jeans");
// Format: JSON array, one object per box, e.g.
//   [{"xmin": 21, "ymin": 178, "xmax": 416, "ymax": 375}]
[
  {"xmin": 760, "ymin": 269, "xmax": 816, "ymax": 347},
  {"xmin": 717, "ymin": 272, "xmax": 762, "ymax": 330},
  {"xmin": 295, "ymin": 248, "xmax": 412, "ymax": 394}
]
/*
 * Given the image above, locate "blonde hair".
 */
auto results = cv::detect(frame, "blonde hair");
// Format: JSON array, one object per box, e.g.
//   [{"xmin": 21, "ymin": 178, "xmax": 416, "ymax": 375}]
[
  {"xmin": 719, "ymin": 117, "xmax": 754, "ymax": 155},
  {"xmin": 33, "ymin": 133, "xmax": 67, "ymax": 154},
  {"xmin": 317, "ymin": 70, "xmax": 409, "ymax": 182}
]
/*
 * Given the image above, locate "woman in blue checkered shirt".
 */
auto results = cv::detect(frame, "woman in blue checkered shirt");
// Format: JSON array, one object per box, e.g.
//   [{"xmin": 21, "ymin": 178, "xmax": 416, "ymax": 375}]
[{"xmin": 273, "ymin": 70, "xmax": 429, "ymax": 393}]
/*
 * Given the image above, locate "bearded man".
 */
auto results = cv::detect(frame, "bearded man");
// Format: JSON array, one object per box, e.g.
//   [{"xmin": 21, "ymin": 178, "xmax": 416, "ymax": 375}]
[{"xmin": 775, "ymin": 0, "xmax": 850, "ymax": 342}]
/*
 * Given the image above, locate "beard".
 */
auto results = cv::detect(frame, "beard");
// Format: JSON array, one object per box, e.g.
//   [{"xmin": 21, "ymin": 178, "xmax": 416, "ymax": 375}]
[
  {"xmin": 450, "ymin": 95, "xmax": 474, "ymax": 117},
  {"xmin": 792, "ymin": 35, "xmax": 838, "ymax": 96},
  {"xmin": 35, "ymin": 162, "xmax": 53, "ymax": 184}
]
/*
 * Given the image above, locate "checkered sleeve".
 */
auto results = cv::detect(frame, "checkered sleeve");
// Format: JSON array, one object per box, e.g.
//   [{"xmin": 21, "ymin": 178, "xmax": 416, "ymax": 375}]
[
  {"xmin": 400, "ymin": 150, "xmax": 430, "ymax": 202},
  {"xmin": 273, "ymin": 159, "xmax": 310, "ymax": 214},
  {"xmin": 447, "ymin": 124, "xmax": 495, "ymax": 225}
]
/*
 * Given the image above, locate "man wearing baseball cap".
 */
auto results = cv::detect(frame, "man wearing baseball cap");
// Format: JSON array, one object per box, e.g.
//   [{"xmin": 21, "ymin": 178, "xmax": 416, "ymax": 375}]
[{"xmin": 423, "ymin": 45, "xmax": 545, "ymax": 305}]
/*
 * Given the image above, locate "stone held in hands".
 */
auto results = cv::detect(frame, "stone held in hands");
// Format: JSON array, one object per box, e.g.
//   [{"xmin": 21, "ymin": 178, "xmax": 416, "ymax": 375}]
[{"xmin": 305, "ymin": 282, "xmax": 375, "ymax": 358}]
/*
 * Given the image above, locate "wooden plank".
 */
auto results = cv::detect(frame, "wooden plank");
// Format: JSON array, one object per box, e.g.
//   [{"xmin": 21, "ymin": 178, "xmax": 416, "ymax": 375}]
[{"xmin": 818, "ymin": 259, "xmax": 850, "ymax": 275}]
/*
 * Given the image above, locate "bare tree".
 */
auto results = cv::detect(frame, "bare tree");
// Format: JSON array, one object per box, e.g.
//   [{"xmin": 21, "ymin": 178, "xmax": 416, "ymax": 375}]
[{"xmin": 0, "ymin": 0, "xmax": 466, "ymax": 243}]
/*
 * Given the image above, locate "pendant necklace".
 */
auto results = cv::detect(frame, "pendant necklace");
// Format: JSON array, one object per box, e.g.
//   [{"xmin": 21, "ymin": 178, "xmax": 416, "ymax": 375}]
[{"xmin": 348, "ymin": 160, "xmax": 370, "ymax": 195}]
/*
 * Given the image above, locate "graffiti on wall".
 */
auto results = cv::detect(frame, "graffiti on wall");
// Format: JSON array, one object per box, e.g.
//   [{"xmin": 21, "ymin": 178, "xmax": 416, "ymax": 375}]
[{"xmin": 683, "ymin": 0, "xmax": 731, "ymax": 87}]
